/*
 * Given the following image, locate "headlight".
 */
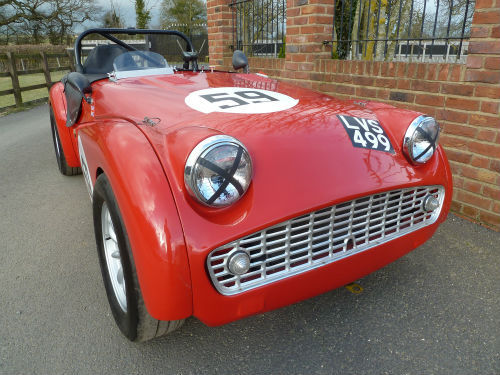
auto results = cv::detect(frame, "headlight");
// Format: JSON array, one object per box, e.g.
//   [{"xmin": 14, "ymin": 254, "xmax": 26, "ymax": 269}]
[
  {"xmin": 184, "ymin": 135, "xmax": 253, "ymax": 207},
  {"xmin": 403, "ymin": 115, "xmax": 440, "ymax": 164}
]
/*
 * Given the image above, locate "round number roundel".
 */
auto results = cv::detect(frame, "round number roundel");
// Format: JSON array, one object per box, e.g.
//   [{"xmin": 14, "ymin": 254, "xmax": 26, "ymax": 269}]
[{"xmin": 185, "ymin": 87, "xmax": 299, "ymax": 114}]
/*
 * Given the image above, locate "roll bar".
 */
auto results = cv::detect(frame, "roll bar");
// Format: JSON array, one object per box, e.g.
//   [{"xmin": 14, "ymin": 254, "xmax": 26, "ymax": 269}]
[{"xmin": 74, "ymin": 28, "xmax": 197, "ymax": 73}]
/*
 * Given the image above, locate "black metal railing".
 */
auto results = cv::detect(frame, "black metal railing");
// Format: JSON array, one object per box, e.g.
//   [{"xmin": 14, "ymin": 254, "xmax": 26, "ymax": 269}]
[
  {"xmin": 326, "ymin": 0, "xmax": 475, "ymax": 62},
  {"xmin": 229, "ymin": 0, "xmax": 286, "ymax": 57}
]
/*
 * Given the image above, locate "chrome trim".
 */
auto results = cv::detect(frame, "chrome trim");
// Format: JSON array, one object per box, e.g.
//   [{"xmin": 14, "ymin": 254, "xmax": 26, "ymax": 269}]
[
  {"xmin": 403, "ymin": 115, "xmax": 440, "ymax": 165},
  {"xmin": 207, "ymin": 185, "xmax": 445, "ymax": 295},
  {"xmin": 112, "ymin": 67, "xmax": 174, "ymax": 80},
  {"xmin": 184, "ymin": 134, "xmax": 253, "ymax": 207}
]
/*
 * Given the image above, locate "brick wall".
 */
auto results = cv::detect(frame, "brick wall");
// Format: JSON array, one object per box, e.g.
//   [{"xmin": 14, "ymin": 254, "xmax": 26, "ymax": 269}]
[{"xmin": 207, "ymin": 0, "xmax": 500, "ymax": 230}]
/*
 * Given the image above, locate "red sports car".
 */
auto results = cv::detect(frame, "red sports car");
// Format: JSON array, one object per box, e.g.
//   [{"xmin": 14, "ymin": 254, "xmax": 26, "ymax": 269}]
[{"xmin": 49, "ymin": 28, "xmax": 452, "ymax": 342}]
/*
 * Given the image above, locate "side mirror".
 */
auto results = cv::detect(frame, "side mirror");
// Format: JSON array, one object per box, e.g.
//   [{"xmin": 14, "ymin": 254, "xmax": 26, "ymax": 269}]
[
  {"xmin": 62, "ymin": 72, "xmax": 92, "ymax": 127},
  {"xmin": 232, "ymin": 50, "xmax": 249, "ymax": 73},
  {"xmin": 64, "ymin": 72, "xmax": 92, "ymax": 100},
  {"xmin": 182, "ymin": 51, "xmax": 199, "ymax": 72}
]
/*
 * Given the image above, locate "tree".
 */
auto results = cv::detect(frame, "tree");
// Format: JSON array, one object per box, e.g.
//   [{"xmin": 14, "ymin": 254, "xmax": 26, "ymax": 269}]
[
  {"xmin": 159, "ymin": 0, "xmax": 206, "ymax": 37},
  {"xmin": 135, "ymin": 0, "xmax": 151, "ymax": 29},
  {"xmin": 0, "ymin": 0, "xmax": 100, "ymax": 44},
  {"xmin": 102, "ymin": 2, "xmax": 124, "ymax": 28}
]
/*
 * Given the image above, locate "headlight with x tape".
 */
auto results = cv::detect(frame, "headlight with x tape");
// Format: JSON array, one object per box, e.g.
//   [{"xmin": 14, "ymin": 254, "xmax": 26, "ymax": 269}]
[
  {"xmin": 403, "ymin": 115, "xmax": 440, "ymax": 165},
  {"xmin": 184, "ymin": 135, "xmax": 253, "ymax": 207}
]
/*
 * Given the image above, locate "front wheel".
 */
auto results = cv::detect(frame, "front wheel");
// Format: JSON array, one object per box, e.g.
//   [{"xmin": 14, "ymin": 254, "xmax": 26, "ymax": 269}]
[{"xmin": 93, "ymin": 173, "xmax": 184, "ymax": 342}]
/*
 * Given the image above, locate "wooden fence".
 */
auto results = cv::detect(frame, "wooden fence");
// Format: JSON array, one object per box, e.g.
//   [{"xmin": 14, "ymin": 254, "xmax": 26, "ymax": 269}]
[{"xmin": 0, "ymin": 51, "xmax": 74, "ymax": 110}]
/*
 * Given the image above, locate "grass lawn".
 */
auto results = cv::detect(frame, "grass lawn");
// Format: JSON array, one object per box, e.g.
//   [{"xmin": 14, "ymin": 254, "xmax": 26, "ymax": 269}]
[{"xmin": 0, "ymin": 70, "xmax": 68, "ymax": 109}]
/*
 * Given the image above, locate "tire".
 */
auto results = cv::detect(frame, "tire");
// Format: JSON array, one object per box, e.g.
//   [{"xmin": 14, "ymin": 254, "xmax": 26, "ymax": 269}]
[
  {"xmin": 49, "ymin": 106, "xmax": 81, "ymax": 176},
  {"xmin": 93, "ymin": 173, "xmax": 184, "ymax": 342}
]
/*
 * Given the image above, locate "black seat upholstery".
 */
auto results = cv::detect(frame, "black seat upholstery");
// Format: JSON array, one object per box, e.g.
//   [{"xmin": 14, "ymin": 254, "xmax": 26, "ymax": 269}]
[{"xmin": 82, "ymin": 44, "xmax": 128, "ymax": 74}]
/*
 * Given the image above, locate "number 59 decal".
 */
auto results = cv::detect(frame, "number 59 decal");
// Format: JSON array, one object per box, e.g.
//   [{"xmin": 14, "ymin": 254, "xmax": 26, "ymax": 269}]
[
  {"xmin": 337, "ymin": 115, "xmax": 395, "ymax": 154},
  {"xmin": 185, "ymin": 87, "xmax": 298, "ymax": 114}
]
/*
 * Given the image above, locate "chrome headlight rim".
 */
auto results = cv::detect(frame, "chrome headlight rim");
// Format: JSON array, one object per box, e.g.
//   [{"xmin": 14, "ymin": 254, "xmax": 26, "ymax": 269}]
[
  {"xmin": 403, "ymin": 115, "xmax": 440, "ymax": 165},
  {"xmin": 184, "ymin": 134, "xmax": 253, "ymax": 207}
]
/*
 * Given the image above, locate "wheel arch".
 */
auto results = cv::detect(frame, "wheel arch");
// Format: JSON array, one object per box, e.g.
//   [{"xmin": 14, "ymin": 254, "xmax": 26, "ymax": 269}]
[
  {"xmin": 49, "ymin": 82, "xmax": 80, "ymax": 168},
  {"xmin": 80, "ymin": 121, "xmax": 193, "ymax": 320}
]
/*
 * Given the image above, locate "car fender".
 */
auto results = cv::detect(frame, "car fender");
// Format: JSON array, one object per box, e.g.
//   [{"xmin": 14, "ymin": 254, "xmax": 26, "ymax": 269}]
[
  {"xmin": 49, "ymin": 82, "xmax": 80, "ymax": 168},
  {"xmin": 78, "ymin": 120, "xmax": 193, "ymax": 320}
]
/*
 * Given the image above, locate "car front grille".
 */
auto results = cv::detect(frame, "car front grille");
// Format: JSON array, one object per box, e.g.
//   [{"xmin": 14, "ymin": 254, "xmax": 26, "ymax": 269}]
[{"xmin": 207, "ymin": 185, "xmax": 445, "ymax": 295}]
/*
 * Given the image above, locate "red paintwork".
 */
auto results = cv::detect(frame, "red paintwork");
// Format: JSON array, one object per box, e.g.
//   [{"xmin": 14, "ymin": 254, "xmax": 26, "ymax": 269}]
[
  {"xmin": 49, "ymin": 70, "xmax": 452, "ymax": 325},
  {"xmin": 50, "ymin": 83, "xmax": 80, "ymax": 167}
]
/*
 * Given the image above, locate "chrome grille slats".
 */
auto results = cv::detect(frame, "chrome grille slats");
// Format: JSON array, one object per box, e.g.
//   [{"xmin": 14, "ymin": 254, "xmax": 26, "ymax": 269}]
[{"xmin": 207, "ymin": 185, "xmax": 444, "ymax": 295}]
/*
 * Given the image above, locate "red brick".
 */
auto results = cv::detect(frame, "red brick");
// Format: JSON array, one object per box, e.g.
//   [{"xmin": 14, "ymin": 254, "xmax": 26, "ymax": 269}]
[
  {"xmin": 484, "ymin": 57, "xmax": 500, "ymax": 70},
  {"xmin": 469, "ymin": 114, "xmax": 500, "ymax": 128},
  {"xmin": 301, "ymin": 5, "xmax": 327, "ymax": 14},
  {"xmin": 448, "ymin": 160, "xmax": 462, "ymax": 175},
  {"xmin": 473, "ymin": 9, "xmax": 500, "ymax": 24},
  {"xmin": 411, "ymin": 80, "xmax": 440, "ymax": 93},
  {"xmin": 427, "ymin": 64, "xmax": 437, "ymax": 80},
  {"xmin": 356, "ymin": 86, "xmax": 377, "ymax": 98},
  {"xmin": 416, "ymin": 63, "xmax": 426, "ymax": 79},
  {"xmin": 470, "ymin": 26, "xmax": 490, "ymax": 38},
  {"xmin": 471, "ymin": 155, "xmax": 491, "ymax": 168},
  {"xmin": 493, "ymin": 25, "xmax": 500, "ymax": 38},
  {"xmin": 475, "ymin": 0, "xmax": 494, "ymax": 8},
  {"xmin": 445, "ymin": 97, "xmax": 480, "ymax": 111},
  {"xmin": 375, "ymin": 77, "xmax": 396, "ymax": 88},
  {"xmin": 293, "ymin": 15, "xmax": 309, "ymax": 25},
  {"xmin": 291, "ymin": 54, "xmax": 307, "ymax": 62},
  {"xmin": 466, "ymin": 55, "xmax": 483, "ymax": 69},
  {"xmin": 477, "ymin": 168, "xmax": 498, "ymax": 184},
  {"xmin": 480, "ymin": 101, "xmax": 500, "ymax": 114},
  {"xmin": 475, "ymin": 86, "xmax": 500, "ymax": 99},
  {"xmin": 415, "ymin": 93, "xmax": 445, "ymax": 107},
  {"xmin": 449, "ymin": 65, "xmax": 462, "ymax": 81},
  {"xmin": 389, "ymin": 91, "xmax": 414, "ymax": 102},
  {"xmin": 477, "ymin": 129, "xmax": 498, "ymax": 142},
  {"xmin": 462, "ymin": 204, "xmax": 479, "ymax": 219},
  {"xmin": 407, "ymin": 63, "xmax": 417, "ymax": 78},
  {"xmin": 483, "ymin": 185, "xmax": 500, "ymax": 200},
  {"xmin": 479, "ymin": 210, "xmax": 500, "ymax": 229},
  {"xmin": 396, "ymin": 62, "xmax": 407, "ymax": 78},
  {"xmin": 437, "ymin": 65, "xmax": 449, "ymax": 80},
  {"xmin": 333, "ymin": 84, "xmax": 355, "ymax": 95},
  {"xmin": 457, "ymin": 190, "xmax": 492, "ymax": 210},
  {"xmin": 491, "ymin": 160, "xmax": 500, "ymax": 173},
  {"xmin": 441, "ymin": 83, "xmax": 474, "ymax": 96},
  {"xmin": 300, "ymin": 25, "xmax": 327, "ymax": 34},
  {"xmin": 493, "ymin": 202, "xmax": 500, "ymax": 214},
  {"xmin": 468, "ymin": 141, "xmax": 500, "ymax": 158},
  {"xmin": 386, "ymin": 62, "xmax": 396, "ymax": 77},
  {"xmin": 464, "ymin": 180, "xmax": 483, "ymax": 194},
  {"xmin": 443, "ymin": 123, "xmax": 477, "ymax": 138},
  {"xmin": 397, "ymin": 79, "xmax": 411, "ymax": 90},
  {"xmin": 308, "ymin": 15, "xmax": 332, "ymax": 24},
  {"xmin": 465, "ymin": 70, "xmax": 500, "ymax": 84},
  {"xmin": 355, "ymin": 76, "xmax": 375, "ymax": 86},
  {"xmin": 468, "ymin": 41, "xmax": 500, "ymax": 54},
  {"xmin": 440, "ymin": 134, "xmax": 469, "ymax": 148},
  {"xmin": 436, "ymin": 109, "xmax": 469, "ymax": 124},
  {"xmin": 453, "ymin": 176, "xmax": 465, "ymax": 189},
  {"xmin": 450, "ymin": 200, "xmax": 462, "ymax": 213},
  {"xmin": 376, "ymin": 89, "xmax": 390, "ymax": 100},
  {"xmin": 444, "ymin": 148, "xmax": 472, "ymax": 164}
]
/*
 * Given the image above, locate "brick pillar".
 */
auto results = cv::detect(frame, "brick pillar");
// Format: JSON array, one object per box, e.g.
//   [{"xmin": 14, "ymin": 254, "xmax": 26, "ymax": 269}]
[
  {"xmin": 456, "ymin": 0, "xmax": 500, "ymax": 229},
  {"xmin": 284, "ymin": 0, "xmax": 334, "ymax": 84},
  {"xmin": 207, "ymin": 0, "xmax": 234, "ymax": 69}
]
